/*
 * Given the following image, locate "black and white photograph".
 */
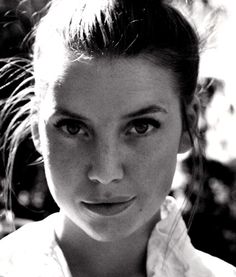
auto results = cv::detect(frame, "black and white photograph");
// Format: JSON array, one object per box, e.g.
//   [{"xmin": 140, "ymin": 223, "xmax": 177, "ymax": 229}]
[{"xmin": 0, "ymin": 0, "xmax": 236, "ymax": 276}]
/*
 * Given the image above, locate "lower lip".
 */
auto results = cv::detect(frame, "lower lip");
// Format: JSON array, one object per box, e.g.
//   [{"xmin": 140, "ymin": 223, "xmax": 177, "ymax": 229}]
[{"xmin": 81, "ymin": 198, "xmax": 135, "ymax": 216}]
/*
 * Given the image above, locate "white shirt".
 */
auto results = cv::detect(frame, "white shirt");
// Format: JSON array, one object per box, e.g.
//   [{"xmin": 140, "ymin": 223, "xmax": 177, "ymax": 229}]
[{"xmin": 0, "ymin": 196, "xmax": 235, "ymax": 277}]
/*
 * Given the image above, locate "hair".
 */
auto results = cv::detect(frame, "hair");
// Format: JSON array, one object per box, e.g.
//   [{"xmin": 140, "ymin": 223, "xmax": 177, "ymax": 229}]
[
  {"xmin": 1, "ymin": 0, "xmax": 201, "ymax": 231},
  {"xmin": 33, "ymin": 0, "xmax": 199, "ymax": 102}
]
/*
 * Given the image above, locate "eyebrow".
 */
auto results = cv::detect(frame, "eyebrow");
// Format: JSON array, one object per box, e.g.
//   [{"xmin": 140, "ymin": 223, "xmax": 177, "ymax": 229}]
[
  {"xmin": 52, "ymin": 104, "xmax": 167, "ymax": 121},
  {"xmin": 52, "ymin": 108, "xmax": 89, "ymax": 121},
  {"xmin": 123, "ymin": 105, "xmax": 168, "ymax": 119}
]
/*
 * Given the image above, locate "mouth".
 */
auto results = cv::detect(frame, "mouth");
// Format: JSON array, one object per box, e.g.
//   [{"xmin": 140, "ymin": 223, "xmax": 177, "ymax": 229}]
[{"xmin": 81, "ymin": 197, "xmax": 136, "ymax": 216}]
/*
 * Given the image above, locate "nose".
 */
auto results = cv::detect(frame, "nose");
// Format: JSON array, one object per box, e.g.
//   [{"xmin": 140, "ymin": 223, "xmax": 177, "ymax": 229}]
[{"xmin": 87, "ymin": 140, "xmax": 124, "ymax": 185}]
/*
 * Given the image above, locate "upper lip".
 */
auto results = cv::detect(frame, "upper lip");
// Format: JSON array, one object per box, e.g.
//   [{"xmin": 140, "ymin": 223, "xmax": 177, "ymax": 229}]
[{"xmin": 82, "ymin": 196, "xmax": 135, "ymax": 204}]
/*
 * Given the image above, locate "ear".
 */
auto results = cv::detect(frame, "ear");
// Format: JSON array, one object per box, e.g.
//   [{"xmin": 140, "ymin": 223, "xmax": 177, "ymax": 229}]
[
  {"xmin": 31, "ymin": 109, "xmax": 42, "ymax": 155},
  {"xmin": 178, "ymin": 96, "xmax": 200, "ymax": 154}
]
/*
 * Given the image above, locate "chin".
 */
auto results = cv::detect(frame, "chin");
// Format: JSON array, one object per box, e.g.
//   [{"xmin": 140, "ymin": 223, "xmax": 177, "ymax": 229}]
[
  {"xmin": 83, "ymin": 225, "xmax": 134, "ymax": 242},
  {"xmin": 80, "ymin": 218, "xmax": 140, "ymax": 242}
]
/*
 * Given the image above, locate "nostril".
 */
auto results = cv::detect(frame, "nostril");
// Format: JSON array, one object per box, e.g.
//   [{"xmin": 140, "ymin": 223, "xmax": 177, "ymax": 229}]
[
  {"xmin": 87, "ymin": 143, "xmax": 124, "ymax": 185},
  {"xmin": 89, "ymin": 177, "xmax": 100, "ymax": 185},
  {"xmin": 87, "ymin": 163, "xmax": 124, "ymax": 185}
]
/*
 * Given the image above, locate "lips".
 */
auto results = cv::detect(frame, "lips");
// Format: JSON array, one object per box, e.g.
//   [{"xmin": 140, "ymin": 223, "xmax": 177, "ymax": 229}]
[{"xmin": 81, "ymin": 196, "xmax": 136, "ymax": 216}]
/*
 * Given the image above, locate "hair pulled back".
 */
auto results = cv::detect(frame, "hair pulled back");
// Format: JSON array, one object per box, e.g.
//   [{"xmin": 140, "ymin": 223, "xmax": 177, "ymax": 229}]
[{"xmin": 34, "ymin": 0, "xmax": 199, "ymax": 104}]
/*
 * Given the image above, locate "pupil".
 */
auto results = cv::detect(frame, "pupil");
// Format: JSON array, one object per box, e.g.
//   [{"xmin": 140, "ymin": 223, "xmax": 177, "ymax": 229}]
[
  {"xmin": 67, "ymin": 125, "xmax": 80, "ymax": 134},
  {"xmin": 135, "ymin": 124, "xmax": 148, "ymax": 134}
]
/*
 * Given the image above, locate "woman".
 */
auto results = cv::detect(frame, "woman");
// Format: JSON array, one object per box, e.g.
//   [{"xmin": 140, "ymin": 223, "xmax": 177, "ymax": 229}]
[{"xmin": 0, "ymin": 0, "xmax": 235, "ymax": 276}]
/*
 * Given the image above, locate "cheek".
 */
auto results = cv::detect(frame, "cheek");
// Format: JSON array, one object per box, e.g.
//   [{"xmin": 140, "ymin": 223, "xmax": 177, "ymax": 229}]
[
  {"xmin": 129, "ymin": 135, "xmax": 178, "ymax": 177},
  {"xmin": 128, "ymin": 137, "xmax": 178, "ymax": 200},
  {"xmin": 131, "ymin": 151, "xmax": 176, "ymax": 222},
  {"xmin": 39, "ymin": 125, "xmax": 88, "ymax": 191}
]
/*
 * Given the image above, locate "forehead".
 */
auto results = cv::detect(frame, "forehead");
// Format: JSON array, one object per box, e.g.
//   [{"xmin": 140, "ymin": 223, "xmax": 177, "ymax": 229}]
[{"xmin": 42, "ymin": 57, "xmax": 179, "ymax": 119}]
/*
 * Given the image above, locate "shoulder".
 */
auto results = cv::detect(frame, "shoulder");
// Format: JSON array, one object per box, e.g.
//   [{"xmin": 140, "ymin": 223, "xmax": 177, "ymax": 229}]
[
  {"xmin": 147, "ymin": 197, "xmax": 236, "ymax": 277},
  {"xmin": 0, "ymin": 214, "xmax": 59, "ymax": 276},
  {"xmin": 196, "ymin": 250, "xmax": 236, "ymax": 277},
  {"xmin": 0, "ymin": 214, "xmax": 56, "ymax": 252}
]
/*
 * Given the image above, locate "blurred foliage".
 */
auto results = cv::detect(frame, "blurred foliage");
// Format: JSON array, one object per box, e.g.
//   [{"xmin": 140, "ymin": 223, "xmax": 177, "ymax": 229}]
[
  {"xmin": 0, "ymin": 0, "xmax": 236, "ymax": 267},
  {"xmin": 182, "ymin": 155, "xmax": 236, "ymax": 266}
]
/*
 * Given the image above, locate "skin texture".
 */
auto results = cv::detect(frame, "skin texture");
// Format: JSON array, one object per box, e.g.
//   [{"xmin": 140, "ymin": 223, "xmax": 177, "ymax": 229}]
[{"xmin": 32, "ymin": 57, "xmax": 189, "ymax": 276}]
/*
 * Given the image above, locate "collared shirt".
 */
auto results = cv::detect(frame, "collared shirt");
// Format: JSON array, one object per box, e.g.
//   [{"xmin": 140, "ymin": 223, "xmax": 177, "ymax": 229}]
[{"xmin": 0, "ymin": 196, "xmax": 235, "ymax": 277}]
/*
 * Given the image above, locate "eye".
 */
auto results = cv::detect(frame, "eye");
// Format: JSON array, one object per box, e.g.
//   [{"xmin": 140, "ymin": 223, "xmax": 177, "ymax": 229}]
[
  {"xmin": 54, "ymin": 119, "xmax": 89, "ymax": 137},
  {"xmin": 126, "ymin": 118, "xmax": 161, "ymax": 136}
]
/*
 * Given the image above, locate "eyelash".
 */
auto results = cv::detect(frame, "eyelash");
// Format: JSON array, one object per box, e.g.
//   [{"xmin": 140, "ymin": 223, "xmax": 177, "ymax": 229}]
[
  {"xmin": 54, "ymin": 119, "xmax": 89, "ymax": 137},
  {"xmin": 126, "ymin": 118, "xmax": 161, "ymax": 136},
  {"xmin": 53, "ymin": 118, "xmax": 161, "ymax": 138}
]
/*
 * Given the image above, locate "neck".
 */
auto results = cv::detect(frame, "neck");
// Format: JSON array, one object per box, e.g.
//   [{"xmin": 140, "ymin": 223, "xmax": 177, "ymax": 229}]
[{"xmin": 55, "ymin": 212, "xmax": 160, "ymax": 277}]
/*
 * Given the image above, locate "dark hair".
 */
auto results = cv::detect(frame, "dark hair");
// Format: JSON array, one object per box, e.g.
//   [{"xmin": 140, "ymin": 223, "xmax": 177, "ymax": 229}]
[
  {"xmin": 34, "ymin": 0, "xmax": 199, "ymax": 104},
  {"xmin": 1, "ymin": 0, "xmax": 201, "ymax": 222}
]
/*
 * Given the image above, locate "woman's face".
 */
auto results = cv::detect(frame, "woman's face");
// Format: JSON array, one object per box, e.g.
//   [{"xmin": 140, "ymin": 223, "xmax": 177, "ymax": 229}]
[{"xmin": 36, "ymin": 57, "xmax": 183, "ymax": 241}]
